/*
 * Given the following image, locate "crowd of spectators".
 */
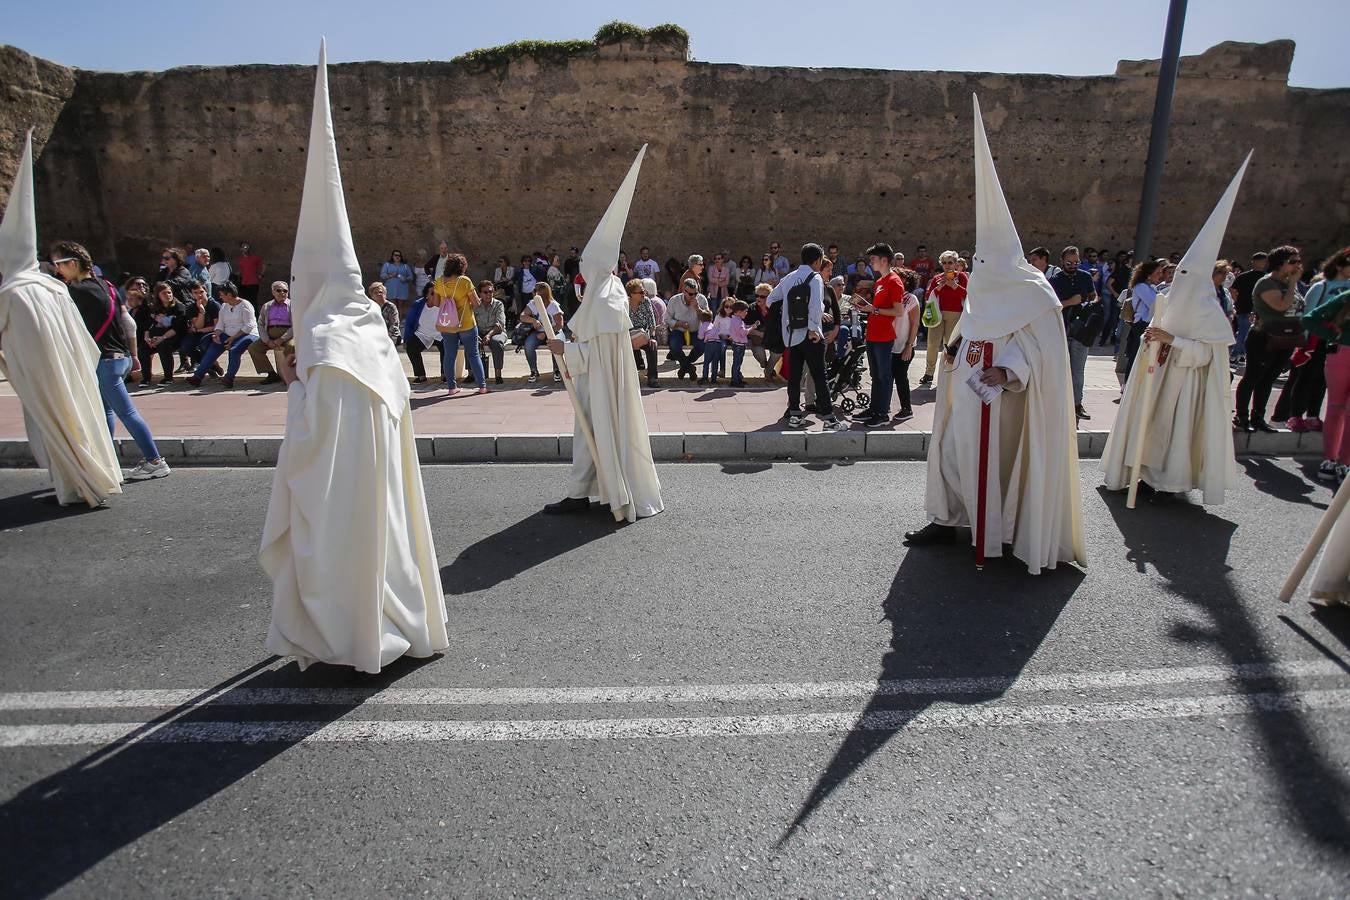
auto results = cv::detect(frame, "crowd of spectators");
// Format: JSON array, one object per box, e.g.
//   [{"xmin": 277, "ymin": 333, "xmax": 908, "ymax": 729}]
[{"xmin": 39, "ymin": 233, "xmax": 1349, "ymax": 486}]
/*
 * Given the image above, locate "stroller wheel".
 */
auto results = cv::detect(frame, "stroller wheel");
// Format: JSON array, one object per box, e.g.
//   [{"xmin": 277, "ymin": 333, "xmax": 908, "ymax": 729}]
[
  {"xmin": 840, "ymin": 397, "xmax": 856, "ymax": 414},
  {"xmin": 857, "ymin": 392, "xmax": 870, "ymax": 409}
]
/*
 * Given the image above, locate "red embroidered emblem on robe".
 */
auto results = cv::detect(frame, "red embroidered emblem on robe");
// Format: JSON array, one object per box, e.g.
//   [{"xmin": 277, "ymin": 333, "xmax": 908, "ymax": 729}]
[{"xmin": 965, "ymin": 340, "xmax": 986, "ymax": 368}]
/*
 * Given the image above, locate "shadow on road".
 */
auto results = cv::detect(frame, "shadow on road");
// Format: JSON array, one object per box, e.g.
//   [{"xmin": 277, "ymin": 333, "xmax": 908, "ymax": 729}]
[
  {"xmin": 1100, "ymin": 487, "xmax": 1350, "ymax": 850},
  {"xmin": 0, "ymin": 488, "xmax": 110, "ymax": 531},
  {"xmin": 1240, "ymin": 457, "xmax": 1328, "ymax": 510},
  {"xmin": 440, "ymin": 509, "xmax": 619, "ymax": 595},
  {"xmin": 0, "ymin": 654, "xmax": 435, "ymax": 899},
  {"xmin": 782, "ymin": 542, "xmax": 1081, "ymax": 843}
]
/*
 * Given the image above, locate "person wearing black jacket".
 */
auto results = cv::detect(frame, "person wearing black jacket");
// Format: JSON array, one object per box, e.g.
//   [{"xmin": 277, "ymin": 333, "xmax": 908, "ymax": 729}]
[
  {"xmin": 135, "ymin": 282, "xmax": 186, "ymax": 384},
  {"xmin": 157, "ymin": 247, "xmax": 196, "ymax": 305},
  {"xmin": 50, "ymin": 240, "xmax": 170, "ymax": 480}
]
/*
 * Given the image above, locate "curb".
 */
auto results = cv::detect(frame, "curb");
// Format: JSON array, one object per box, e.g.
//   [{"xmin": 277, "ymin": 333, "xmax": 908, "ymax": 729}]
[{"xmin": 0, "ymin": 430, "xmax": 1325, "ymax": 468}]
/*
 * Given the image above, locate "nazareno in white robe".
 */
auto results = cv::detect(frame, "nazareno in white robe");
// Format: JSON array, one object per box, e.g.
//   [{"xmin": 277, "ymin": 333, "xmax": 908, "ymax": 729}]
[
  {"xmin": 1100, "ymin": 336, "xmax": 1236, "ymax": 503},
  {"xmin": 0, "ymin": 276, "xmax": 122, "ymax": 507},
  {"xmin": 562, "ymin": 330, "xmax": 664, "ymax": 522},
  {"xmin": 1309, "ymin": 493, "xmax": 1349, "ymax": 606},
  {"xmin": 925, "ymin": 307, "xmax": 1087, "ymax": 574},
  {"xmin": 261, "ymin": 367, "xmax": 448, "ymax": 673}
]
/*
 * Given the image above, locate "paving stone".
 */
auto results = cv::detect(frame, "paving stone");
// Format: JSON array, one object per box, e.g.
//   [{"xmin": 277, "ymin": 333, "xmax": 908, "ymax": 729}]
[
  {"xmin": 648, "ymin": 432, "xmax": 685, "ymax": 461},
  {"xmin": 864, "ymin": 431, "xmax": 926, "ymax": 459},
  {"xmin": 0, "ymin": 439, "xmax": 34, "ymax": 466},
  {"xmin": 245, "ymin": 436, "xmax": 283, "ymax": 465},
  {"xmin": 1245, "ymin": 429, "xmax": 1301, "ymax": 456},
  {"xmin": 180, "ymin": 437, "xmax": 244, "ymax": 464},
  {"xmin": 744, "ymin": 431, "xmax": 805, "ymax": 459},
  {"xmin": 432, "ymin": 435, "xmax": 494, "ymax": 462},
  {"xmin": 804, "ymin": 430, "xmax": 866, "ymax": 459},
  {"xmin": 495, "ymin": 434, "xmax": 561, "ymax": 461},
  {"xmin": 682, "ymin": 432, "xmax": 746, "ymax": 459}
]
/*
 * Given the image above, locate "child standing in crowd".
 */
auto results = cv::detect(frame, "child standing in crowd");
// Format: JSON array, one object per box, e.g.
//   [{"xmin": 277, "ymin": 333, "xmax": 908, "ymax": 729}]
[
  {"xmin": 698, "ymin": 309, "xmax": 721, "ymax": 385},
  {"xmin": 728, "ymin": 300, "xmax": 751, "ymax": 387}
]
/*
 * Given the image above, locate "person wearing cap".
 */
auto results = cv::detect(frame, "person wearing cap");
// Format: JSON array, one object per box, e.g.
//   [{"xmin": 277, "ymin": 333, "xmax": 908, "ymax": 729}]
[
  {"xmin": 905, "ymin": 96, "xmax": 1085, "ymax": 575},
  {"xmin": 544, "ymin": 148, "xmax": 663, "ymax": 521},
  {"xmin": 666, "ymin": 277, "xmax": 710, "ymax": 379},
  {"xmin": 1101, "ymin": 156, "xmax": 1249, "ymax": 504},
  {"xmin": 262, "ymin": 42, "xmax": 447, "ymax": 674}
]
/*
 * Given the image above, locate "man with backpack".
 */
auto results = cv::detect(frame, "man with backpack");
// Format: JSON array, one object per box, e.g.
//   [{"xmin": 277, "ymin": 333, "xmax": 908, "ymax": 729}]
[
  {"xmin": 1049, "ymin": 245, "xmax": 1101, "ymax": 421},
  {"xmin": 765, "ymin": 243, "xmax": 849, "ymax": 432}
]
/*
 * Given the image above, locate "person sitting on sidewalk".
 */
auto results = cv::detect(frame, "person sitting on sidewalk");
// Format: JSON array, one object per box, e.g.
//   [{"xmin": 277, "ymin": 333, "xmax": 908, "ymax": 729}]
[
  {"xmin": 520, "ymin": 282, "xmax": 564, "ymax": 384},
  {"xmin": 249, "ymin": 280, "xmax": 294, "ymax": 385},
  {"xmin": 135, "ymin": 281, "xmax": 185, "ymax": 385},
  {"xmin": 186, "ymin": 282, "xmax": 257, "ymax": 389},
  {"xmin": 474, "ymin": 280, "xmax": 507, "ymax": 385},
  {"xmin": 667, "ymin": 277, "xmax": 709, "ymax": 380},
  {"xmin": 179, "ymin": 281, "xmax": 221, "ymax": 373}
]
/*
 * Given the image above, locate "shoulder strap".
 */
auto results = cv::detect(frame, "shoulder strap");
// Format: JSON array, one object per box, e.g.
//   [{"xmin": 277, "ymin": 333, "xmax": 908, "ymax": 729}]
[{"xmin": 93, "ymin": 279, "xmax": 118, "ymax": 341}]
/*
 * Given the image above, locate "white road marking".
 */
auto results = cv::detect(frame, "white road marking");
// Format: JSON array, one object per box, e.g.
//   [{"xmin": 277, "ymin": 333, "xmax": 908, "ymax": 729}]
[
  {"xmin": 0, "ymin": 660, "xmax": 1341, "ymax": 712},
  {"xmin": 1, "ymin": 689, "xmax": 1347, "ymax": 747}
]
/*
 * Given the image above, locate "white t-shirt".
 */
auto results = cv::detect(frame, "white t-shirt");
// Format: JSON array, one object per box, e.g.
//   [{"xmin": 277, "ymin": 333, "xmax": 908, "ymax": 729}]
[
  {"xmin": 633, "ymin": 258, "xmax": 661, "ymax": 281},
  {"xmin": 415, "ymin": 303, "xmax": 441, "ymax": 346},
  {"xmin": 891, "ymin": 293, "xmax": 921, "ymax": 352},
  {"xmin": 528, "ymin": 297, "xmax": 563, "ymax": 330}
]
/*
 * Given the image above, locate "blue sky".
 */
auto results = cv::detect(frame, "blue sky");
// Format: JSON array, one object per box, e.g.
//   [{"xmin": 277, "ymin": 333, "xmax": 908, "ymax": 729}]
[{"xmin": 7, "ymin": 0, "xmax": 1347, "ymax": 88}]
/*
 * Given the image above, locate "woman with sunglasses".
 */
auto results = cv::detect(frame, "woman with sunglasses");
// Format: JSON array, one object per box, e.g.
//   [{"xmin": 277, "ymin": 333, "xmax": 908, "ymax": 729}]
[
  {"xmin": 379, "ymin": 249, "xmax": 414, "ymax": 308},
  {"xmin": 50, "ymin": 241, "xmax": 170, "ymax": 480}
]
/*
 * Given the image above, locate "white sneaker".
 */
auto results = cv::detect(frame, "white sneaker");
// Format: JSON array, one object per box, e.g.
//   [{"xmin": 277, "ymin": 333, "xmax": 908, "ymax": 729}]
[
  {"xmin": 1316, "ymin": 459, "xmax": 1339, "ymax": 482},
  {"xmin": 125, "ymin": 458, "xmax": 171, "ymax": 481},
  {"xmin": 820, "ymin": 417, "xmax": 850, "ymax": 433}
]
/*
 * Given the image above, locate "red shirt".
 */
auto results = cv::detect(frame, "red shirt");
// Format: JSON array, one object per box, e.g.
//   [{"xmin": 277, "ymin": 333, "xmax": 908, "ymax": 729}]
[
  {"xmin": 865, "ymin": 271, "xmax": 904, "ymax": 343},
  {"xmin": 236, "ymin": 252, "xmax": 264, "ymax": 285},
  {"xmin": 912, "ymin": 255, "xmax": 935, "ymax": 282},
  {"xmin": 927, "ymin": 271, "xmax": 968, "ymax": 313}
]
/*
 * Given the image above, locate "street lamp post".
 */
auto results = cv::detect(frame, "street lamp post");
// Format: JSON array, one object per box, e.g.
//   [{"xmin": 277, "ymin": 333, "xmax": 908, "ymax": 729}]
[{"xmin": 1132, "ymin": 0, "xmax": 1188, "ymax": 262}]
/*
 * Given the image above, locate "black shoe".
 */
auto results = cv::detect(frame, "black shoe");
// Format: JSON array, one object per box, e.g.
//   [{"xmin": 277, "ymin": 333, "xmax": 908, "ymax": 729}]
[
  {"xmin": 647, "ymin": 379, "xmax": 660, "ymax": 389},
  {"xmin": 903, "ymin": 522, "xmax": 957, "ymax": 545},
  {"xmin": 259, "ymin": 373, "xmax": 282, "ymax": 385},
  {"xmin": 863, "ymin": 414, "xmax": 889, "ymax": 428},
  {"xmin": 1233, "ymin": 417, "xmax": 1252, "ymax": 432},
  {"xmin": 543, "ymin": 496, "xmax": 590, "ymax": 515},
  {"xmin": 919, "ymin": 374, "xmax": 933, "ymax": 386},
  {"xmin": 495, "ymin": 375, "xmax": 504, "ymax": 385},
  {"xmin": 894, "ymin": 407, "xmax": 914, "ymax": 420},
  {"xmin": 1251, "ymin": 420, "xmax": 1278, "ymax": 433},
  {"xmin": 1075, "ymin": 405, "xmax": 1091, "ymax": 421}
]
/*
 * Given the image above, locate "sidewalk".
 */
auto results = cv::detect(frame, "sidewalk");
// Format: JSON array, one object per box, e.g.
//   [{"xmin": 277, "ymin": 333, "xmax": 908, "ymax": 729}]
[{"xmin": 0, "ymin": 351, "xmax": 1322, "ymax": 464}]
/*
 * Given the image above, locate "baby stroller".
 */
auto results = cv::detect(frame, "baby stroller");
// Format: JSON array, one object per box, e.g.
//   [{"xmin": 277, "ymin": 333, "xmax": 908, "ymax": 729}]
[{"xmin": 827, "ymin": 315, "xmax": 870, "ymax": 415}]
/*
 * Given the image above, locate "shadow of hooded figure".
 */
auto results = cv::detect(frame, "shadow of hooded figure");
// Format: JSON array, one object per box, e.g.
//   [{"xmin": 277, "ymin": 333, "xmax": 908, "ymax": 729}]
[
  {"xmin": 1099, "ymin": 486, "xmax": 1350, "ymax": 850},
  {"xmin": 782, "ymin": 545, "xmax": 1081, "ymax": 842}
]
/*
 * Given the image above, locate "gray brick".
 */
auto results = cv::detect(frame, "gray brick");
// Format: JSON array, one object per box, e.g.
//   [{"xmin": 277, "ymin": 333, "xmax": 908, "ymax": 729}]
[
  {"xmin": 1076, "ymin": 432, "xmax": 1093, "ymax": 456},
  {"xmin": 1230, "ymin": 428, "xmax": 1250, "ymax": 454},
  {"xmin": 432, "ymin": 435, "xmax": 494, "ymax": 462},
  {"xmin": 648, "ymin": 432, "xmax": 685, "ymax": 461},
  {"xmin": 116, "ymin": 438, "xmax": 142, "ymax": 463},
  {"xmin": 682, "ymin": 432, "xmax": 746, "ymax": 459},
  {"xmin": 150, "ymin": 438, "xmax": 185, "ymax": 462},
  {"xmin": 0, "ymin": 439, "xmax": 35, "ymax": 466},
  {"xmin": 495, "ymin": 434, "xmax": 561, "ymax": 461},
  {"xmin": 804, "ymin": 429, "xmax": 865, "ymax": 459},
  {"xmin": 245, "ymin": 436, "xmax": 283, "ymax": 465},
  {"xmin": 559, "ymin": 434, "xmax": 573, "ymax": 459},
  {"xmin": 864, "ymin": 431, "xmax": 926, "ymax": 459},
  {"xmin": 1297, "ymin": 430, "xmax": 1325, "ymax": 457},
  {"xmin": 745, "ymin": 430, "xmax": 805, "ymax": 459},
  {"xmin": 416, "ymin": 436, "xmax": 434, "ymax": 463},
  {"xmin": 181, "ymin": 437, "xmax": 246, "ymax": 464}
]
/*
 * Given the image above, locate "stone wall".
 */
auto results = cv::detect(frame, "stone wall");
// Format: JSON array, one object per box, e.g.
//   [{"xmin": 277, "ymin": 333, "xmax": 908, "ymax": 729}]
[{"xmin": 3, "ymin": 38, "xmax": 1348, "ymax": 283}]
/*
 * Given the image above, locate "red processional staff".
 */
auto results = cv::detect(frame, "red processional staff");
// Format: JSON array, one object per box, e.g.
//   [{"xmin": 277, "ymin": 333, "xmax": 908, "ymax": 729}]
[{"xmin": 975, "ymin": 340, "xmax": 993, "ymax": 571}]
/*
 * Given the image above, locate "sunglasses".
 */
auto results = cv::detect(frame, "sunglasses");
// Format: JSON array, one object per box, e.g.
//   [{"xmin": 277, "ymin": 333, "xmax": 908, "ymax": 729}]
[{"xmin": 50, "ymin": 257, "xmax": 77, "ymax": 265}]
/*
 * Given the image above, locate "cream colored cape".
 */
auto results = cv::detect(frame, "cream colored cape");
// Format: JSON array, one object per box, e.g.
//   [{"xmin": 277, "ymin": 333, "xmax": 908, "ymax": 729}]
[
  {"xmin": 1100, "ymin": 337, "xmax": 1235, "ymax": 502},
  {"xmin": 925, "ymin": 308, "xmax": 1086, "ymax": 574},
  {"xmin": 1309, "ymin": 492, "xmax": 1350, "ymax": 605},
  {"xmin": 261, "ymin": 40, "xmax": 447, "ymax": 672},
  {"xmin": 0, "ymin": 130, "xmax": 120, "ymax": 507}
]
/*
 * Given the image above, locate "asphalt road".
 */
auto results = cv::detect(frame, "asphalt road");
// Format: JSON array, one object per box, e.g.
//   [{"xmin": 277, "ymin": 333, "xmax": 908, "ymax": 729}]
[{"xmin": 0, "ymin": 460, "xmax": 1347, "ymax": 897}]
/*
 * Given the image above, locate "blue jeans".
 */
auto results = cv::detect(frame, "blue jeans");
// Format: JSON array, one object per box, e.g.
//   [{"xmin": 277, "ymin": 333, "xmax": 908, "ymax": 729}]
[
  {"xmin": 194, "ymin": 333, "xmax": 258, "ymax": 379},
  {"xmin": 668, "ymin": 329, "xmax": 704, "ymax": 374},
  {"xmin": 702, "ymin": 339, "xmax": 725, "ymax": 380},
  {"xmin": 1067, "ymin": 337, "xmax": 1089, "ymax": 407},
  {"xmin": 1232, "ymin": 314, "xmax": 1252, "ymax": 359},
  {"xmin": 443, "ymin": 326, "xmax": 486, "ymax": 388},
  {"xmin": 96, "ymin": 356, "xmax": 160, "ymax": 461},
  {"xmin": 523, "ymin": 331, "xmax": 559, "ymax": 376},
  {"xmin": 730, "ymin": 343, "xmax": 747, "ymax": 383},
  {"xmin": 866, "ymin": 341, "xmax": 893, "ymax": 418},
  {"xmin": 180, "ymin": 332, "xmax": 213, "ymax": 365}
]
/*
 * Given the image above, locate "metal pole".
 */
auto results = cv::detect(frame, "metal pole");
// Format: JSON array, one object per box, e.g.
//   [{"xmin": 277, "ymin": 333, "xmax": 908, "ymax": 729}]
[{"xmin": 1133, "ymin": 0, "xmax": 1188, "ymax": 262}]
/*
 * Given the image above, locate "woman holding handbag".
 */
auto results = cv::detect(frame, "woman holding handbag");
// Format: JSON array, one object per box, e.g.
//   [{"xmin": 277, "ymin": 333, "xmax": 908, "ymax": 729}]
[
  {"xmin": 434, "ymin": 253, "xmax": 488, "ymax": 395},
  {"xmin": 1234, "ymin": 245, "xmax": 1304, "ymax": 432}
]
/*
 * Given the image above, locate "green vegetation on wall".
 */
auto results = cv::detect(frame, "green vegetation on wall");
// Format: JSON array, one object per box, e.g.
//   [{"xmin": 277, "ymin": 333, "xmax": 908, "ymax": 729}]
[{"xmin": 452, "ymin": 21, "xmax": 689, "ymax": 73}]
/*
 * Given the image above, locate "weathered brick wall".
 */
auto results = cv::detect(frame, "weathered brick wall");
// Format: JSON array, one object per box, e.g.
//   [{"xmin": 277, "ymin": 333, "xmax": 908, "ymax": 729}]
[{"xmin": 3, "ymin": 38, "xmax": 1347, "ymax": 282}]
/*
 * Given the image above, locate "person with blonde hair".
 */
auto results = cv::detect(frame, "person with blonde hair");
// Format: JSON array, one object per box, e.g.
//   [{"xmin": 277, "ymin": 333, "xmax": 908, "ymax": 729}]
[
  {"xmin": 920, "ymin": 249, "xmax": 968, "ymax": 385},
  {"xmin": 520, "ymin": 281, "xmax": 564, "ymax": 383}
]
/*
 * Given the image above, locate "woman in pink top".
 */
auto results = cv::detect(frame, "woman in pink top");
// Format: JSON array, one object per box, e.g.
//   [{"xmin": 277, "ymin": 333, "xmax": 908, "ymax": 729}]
[{"xmin": 707, "ymin": 253, "xmax": 732, "ymax": 301}]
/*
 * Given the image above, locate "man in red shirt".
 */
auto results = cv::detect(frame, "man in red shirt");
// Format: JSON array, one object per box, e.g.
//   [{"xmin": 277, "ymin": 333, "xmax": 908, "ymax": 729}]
[
  {"xmin": 236, "ymin": 241, "xmax": 265, "ymax": 304},
  {"xmin": 921, "ymin": 249, "xmax": 967, "ymax": 385},
  {"xmin": 850, "ymin": 242, "xmax": 906, "ymax": 427},
  {"xmin": 911, "ymin": 245, "xmax": 936, "ymax": 290}
]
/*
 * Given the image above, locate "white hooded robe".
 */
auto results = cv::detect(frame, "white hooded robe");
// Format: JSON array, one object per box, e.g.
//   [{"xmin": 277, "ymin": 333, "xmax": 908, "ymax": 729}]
[
  {"xmin": 1101, "ymin": 156, "xmax": 1249, "ymax": 504},
  {"xmin": 559, "ymin": 147, "xmax": 663, "ymax": 522},
  {"xmin": 0, "ymin": 131, "xmax": 121, "ymax": 507},
  {"xmin": 924, "ymin": 96, "xmax": 1086, "ymax": 574},
  {"xmin": 261, "ymin": 41, "xmax": 448, "ymax": 673}
]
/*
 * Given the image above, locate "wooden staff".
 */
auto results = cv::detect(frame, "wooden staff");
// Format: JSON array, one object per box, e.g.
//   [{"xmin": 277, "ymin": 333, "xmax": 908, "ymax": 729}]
[
  {"xmin": 1279, "ymin": 476, "xmax": 1350, "ymax": 603},
  {"xmin": 975, "ymin": 340, "xmax": 993, "ymax": 571},
  {"xmin": 535, "ymin": 296, "xmax": 611, "ymax": 513},
  {"xmin": 1126, "ymin": 292, "xmax": 1168, "ymax": 509}
]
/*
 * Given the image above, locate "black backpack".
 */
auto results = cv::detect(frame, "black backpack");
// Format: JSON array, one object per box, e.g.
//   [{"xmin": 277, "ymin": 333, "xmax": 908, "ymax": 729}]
[
  {"xmin": 763, "ymin": 301, "xmax": 785, "ymax": 353},
  {"xmin": 786, "ymin": 273, "xmax": 816, "ymax": 330},
  {"xmin": 1068, "ymin": 300, "xmax": 1105, "ymax": 346}
]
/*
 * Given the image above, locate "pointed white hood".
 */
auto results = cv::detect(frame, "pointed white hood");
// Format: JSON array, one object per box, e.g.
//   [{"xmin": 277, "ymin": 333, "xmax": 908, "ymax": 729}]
[
  {"xmin": 291, "ymin": 39, "xmax": 408, "ymax": 413},
  {"xmin": 569, "ymin": 145, "xmax": 647, "ymax": 342},
  {"xmin": 1155, "ymin": 153, "xmax": 1252, "ymax": 345},
  {"xmin": 961, "ymin": 95, "xmax": 1062, "ymax": 342},
  {"xmin": 0, "ymin": 130, "xmax": 52, "ymax": 295}
]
